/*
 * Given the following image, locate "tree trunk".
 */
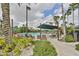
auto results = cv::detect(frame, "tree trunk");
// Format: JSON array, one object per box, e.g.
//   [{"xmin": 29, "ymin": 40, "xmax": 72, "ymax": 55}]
[
  {"xmin": 63, "ymin": 16, "xmax": 66, "ymax": 36},
  {"xmin": 72, "ymin": 9, "xmax": 76, "ymax": 42},
  {"xmin": 0, "ymin": 20, "xmax": 3, "ymax": 36},
  {"xmin": 62, "ymin": 3, "xmax": 66, "ymax": 39},
  {"xmin": 1, "ymin": 3, "xmax": 12, "ymax": 44},
  {"xmin": 67, "ymin": 15, "xmax": 68, "ymax": 24},
  {"xmin": 57, "ymin": 22, "xmax": 59, "ymax": 40}
]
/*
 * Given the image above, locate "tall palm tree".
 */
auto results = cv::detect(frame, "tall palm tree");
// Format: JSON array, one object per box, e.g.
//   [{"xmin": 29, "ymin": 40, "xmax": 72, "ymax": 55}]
[
  {"xmin": 61, "ymin": 3, "xmax": 67, "ymax": 39},
  {"xmin": 66, "ymin": 9, "xmax": 72, "ymax": 23},
  {"xmin": 69, "ymin": 3, "xmax": 78, "ymax": 41},
  {"xmin": 1, "ymin": 3, "xmax": 12, "ymax": 44},
  {"xmin": 53, "ymin": 16, "xmax": 60, "ymax": 40}
]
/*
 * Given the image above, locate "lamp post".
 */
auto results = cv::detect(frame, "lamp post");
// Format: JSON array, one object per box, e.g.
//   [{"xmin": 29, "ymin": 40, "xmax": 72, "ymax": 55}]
[
  {"xmin": 26, "ymin": 5, "xmax": 31, "ymax": 35},
  {"xmin": 18, "ymin": 4, "xmax": 31, "ymax": 36},
  {"xmin": 78, "ymin": 3, "xmax": 79, "ymax": 25},
  {"xmin": 11, "ymin": 19, "xmax": 13, "ymax": 37},
  {"xmin": 40, "ymin": 23, "xmax": 42, "ymax": 40}
]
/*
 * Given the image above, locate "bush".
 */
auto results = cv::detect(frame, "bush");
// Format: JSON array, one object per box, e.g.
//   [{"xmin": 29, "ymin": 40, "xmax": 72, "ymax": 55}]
[
  {"xmin": 2, "ymin": 44, "xmax": 14, "ymax": 56},
  {"xmin": 12, "ymin": 47, "xmax": 21, "ymax": 56},
  {"xmin": 33, "ymin": 40, "xmax": 57, "ymax": 56},
  {"xmin": 75, "ymin": 44, "xmax": 79, "ymax": 50},
  {"xmin": 0, "ymin": 37, "xmax": 33, "ymax": 56},
  {"xmin": 67, "ymin": 26, "xmax": 73, "ymax": 34},
  {"xmin": 2, "ymin": 44, "xmax": 21, "ymax": 56},
  {"xmin": 0, "ymin": 38, "xmax": 5, "ymax": 49},
  {"xmin": 12, "ymin": 37, "xmax": 33, "ymax": 49},
  {"xmin": 3, "ymin": 44, "xmax": 14, "ymax": 52},
  {"xmin": 27, "ymin": 38, "xmax": 33, "ymax": 43},
  {"xmin": 65, "ymin": 35, "xmax": 74, "ymax": 42}
]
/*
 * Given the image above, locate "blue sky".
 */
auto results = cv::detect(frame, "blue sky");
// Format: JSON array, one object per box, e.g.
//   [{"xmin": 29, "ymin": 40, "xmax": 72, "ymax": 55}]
[{"xmin": 42, "ymin": 3, "xmax": 62, "ymax": 18}]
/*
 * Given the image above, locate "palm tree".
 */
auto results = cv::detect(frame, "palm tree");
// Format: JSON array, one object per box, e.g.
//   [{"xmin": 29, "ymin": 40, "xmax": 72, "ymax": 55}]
[
  {"xmin": 53, "ymin": 16, "xmax": 60, "ymax": 40},
  {"xmin": 64, "ymin": 9, "xmax": 72, "ymax": 34},
  {"xmin": 66, "ymin": 9, "xmax": 72, "ymax": 23},
  {"xmin": 61, "ymin": 3, "xmax": 67, "ymax": 39},
  {"xmin": 1, "ymin": 3, "xmax": 12, "ymax": 44},
  {"xmin": 69, "ymin": 3, "xmax": 77, "ymax": 41}
]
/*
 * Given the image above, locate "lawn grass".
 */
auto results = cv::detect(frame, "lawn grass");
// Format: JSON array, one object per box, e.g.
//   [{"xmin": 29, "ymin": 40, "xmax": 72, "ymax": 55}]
[
  {"xmin": 33, "ymin": 40, "xmax": 57, "ymax": 56},
  {"xmin": 75, "ymin": 44, "xmax": 79, "ymax": 51}
]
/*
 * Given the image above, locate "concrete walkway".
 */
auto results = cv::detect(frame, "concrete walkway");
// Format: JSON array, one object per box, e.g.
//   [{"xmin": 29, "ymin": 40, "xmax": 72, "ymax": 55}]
[
  {"xmin": 47, "ymin": 37, "xmax": 79, "ymax": 56},
  {"xmin": 20, "ymin": 45, "xmax": 33, "ymax": 56}
]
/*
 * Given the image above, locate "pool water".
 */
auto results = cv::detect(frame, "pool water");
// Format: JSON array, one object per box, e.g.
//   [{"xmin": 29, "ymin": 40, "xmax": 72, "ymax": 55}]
[
  {"xmin": 28, "ymin": 32, "xmax": 40, "ymax": 36},
  {"xmin": 18, "ymin": 32, "xmax": 40, "ymax": 37}
]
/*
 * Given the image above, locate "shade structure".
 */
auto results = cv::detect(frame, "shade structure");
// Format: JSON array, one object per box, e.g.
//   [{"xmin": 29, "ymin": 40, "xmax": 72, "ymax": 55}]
[{"xmin": 38, "ymin": 24, "xmax": 58, "ymax": 29}]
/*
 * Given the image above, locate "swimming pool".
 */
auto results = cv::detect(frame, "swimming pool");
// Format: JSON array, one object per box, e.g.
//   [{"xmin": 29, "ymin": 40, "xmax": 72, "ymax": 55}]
[{"xmin": 18, "ymin": 32, "xmax": 40, "ymax": 37}]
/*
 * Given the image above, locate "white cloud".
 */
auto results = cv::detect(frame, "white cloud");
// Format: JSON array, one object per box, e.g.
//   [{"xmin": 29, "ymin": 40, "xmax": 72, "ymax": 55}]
[
  {"xmin": 35, "ymin": 12, "xmax": 44, "ymax": 18},
  {"xmin": 9, "ymin": 3, "xmax": 54, "ymax": 27}
]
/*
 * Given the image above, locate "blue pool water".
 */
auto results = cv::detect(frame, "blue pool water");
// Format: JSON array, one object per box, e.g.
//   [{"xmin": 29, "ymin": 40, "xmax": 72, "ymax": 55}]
[{"xmin": 18, "ymin": 32, "xmax": 40, "ymax": 37}]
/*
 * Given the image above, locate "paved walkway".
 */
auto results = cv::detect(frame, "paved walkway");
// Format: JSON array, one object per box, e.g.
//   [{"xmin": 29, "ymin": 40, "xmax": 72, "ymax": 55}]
[
  {"xmin": 20, "ymin": 45, "xmax": 33, "ymax": 56},
  {"xmin": 47, "ymin": 37, "xmax": 79, "ymax": 56}
]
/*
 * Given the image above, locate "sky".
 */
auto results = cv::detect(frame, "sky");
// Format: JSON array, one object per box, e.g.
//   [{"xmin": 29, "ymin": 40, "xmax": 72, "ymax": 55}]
[{"xmin": 0, "ymin": 3, "xmax": 79, "ymax": 28}]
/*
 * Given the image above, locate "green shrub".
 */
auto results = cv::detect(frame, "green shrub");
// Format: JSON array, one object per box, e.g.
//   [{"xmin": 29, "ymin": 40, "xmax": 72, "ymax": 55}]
[
  {"xmin": 12, "ymin": 47, "xmax": 21, "ymax": 56},
  {"xmin": 12, "ymin": 37, "xmax": 33, "ymax": 49},
  {"xmin": 75, "ymin": 44, "xmax": 79, "ymax": 50},
  {"xmin": 2, "ymin": 44, "xmax": 14, "ymax": 52},
  {"xmin": 0, "ymin": 38, "xmax": 5, "ymax": 49},
  {"xmin": 67, "ymin": 26, "xmax": 73, "ymax": 34},
  {"xmin": 65, "ymin": 35, "xmax": 74, "ymax": 42},
  {"xmin": 0, "ymin": 37, "xmax": 33, "ymax": 56},
  {"xmin": 17, "ymin": 39, "xmax": 27, "ymax": 49},
  {"xmin": 27, "ymin": 38, "xmax": 33, "ymax": 43},
  {"xmin": 2, "ymin": 44, "xmax": 14, "ymax": 56},
  {"xmin": 33, "ymin": 40, "xmax": 57, "ymax": 56}
]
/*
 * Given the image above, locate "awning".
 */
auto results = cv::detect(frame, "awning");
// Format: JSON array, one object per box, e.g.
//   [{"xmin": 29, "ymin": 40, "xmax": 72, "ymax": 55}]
[{"xmin": 38, "ymin": 24, "xmax": 58, "ymax": 29}]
